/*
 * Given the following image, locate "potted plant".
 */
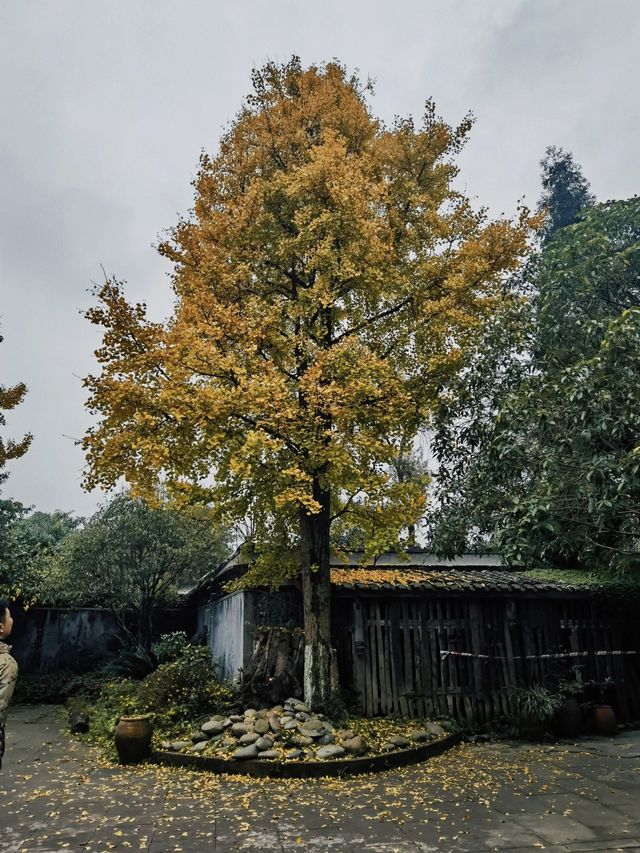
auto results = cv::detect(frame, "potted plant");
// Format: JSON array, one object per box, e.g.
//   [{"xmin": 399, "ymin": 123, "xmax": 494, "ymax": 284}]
[
  {"xmin": 584, "ymin": 678, "xmax": 617, "ymax": 736},
  {"xmin": 514, "ymin": 685, "xmax": 561, "ymax": 740},
  {"xmin": 553, "ymin": 679, "xmax": 584, "ymax": 738}
]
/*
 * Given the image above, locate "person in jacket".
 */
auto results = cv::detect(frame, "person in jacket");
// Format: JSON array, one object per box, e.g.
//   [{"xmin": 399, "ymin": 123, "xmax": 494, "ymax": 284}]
[{"xmin": 0, "ymin": 598, "xmax": 18, "ymax": 770}]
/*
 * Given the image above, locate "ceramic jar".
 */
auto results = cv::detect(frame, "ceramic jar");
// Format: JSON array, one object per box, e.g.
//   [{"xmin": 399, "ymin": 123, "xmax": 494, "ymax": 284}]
[{"xmin": 114, "ymin": 714, "xmax": 153, "ymax": 764}]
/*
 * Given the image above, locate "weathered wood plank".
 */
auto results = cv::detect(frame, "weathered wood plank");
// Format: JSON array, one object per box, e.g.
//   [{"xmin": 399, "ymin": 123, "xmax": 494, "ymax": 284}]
[
  {"xmin": 400, "ymin": 598, "xmax": 415, "ymax": 716},
  {"xmin": 352, "ymin": 600, "xmax": 366, "ymax": 714},
  {"xmin": 389, "ymin": 600, "xmax": 406, "ymax": 716},
  {"xmin": 363, "ymin": 601, "xmax": 375, "ymax": 717},
  {"xmin": 373, "ymin": 600, "xmax": 386, "ymax": 714}
]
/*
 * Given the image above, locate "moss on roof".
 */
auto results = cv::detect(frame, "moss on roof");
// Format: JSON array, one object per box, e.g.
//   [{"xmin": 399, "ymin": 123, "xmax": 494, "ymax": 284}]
[{"xmin": 521, "ymin": 568, "xmax": 640, "ymax": 594}]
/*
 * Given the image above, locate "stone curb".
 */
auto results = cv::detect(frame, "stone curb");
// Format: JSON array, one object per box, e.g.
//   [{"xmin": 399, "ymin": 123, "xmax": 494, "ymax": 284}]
[{"xmin": 149, "ymin": 731, "xmax": 462, "ymax": 778}]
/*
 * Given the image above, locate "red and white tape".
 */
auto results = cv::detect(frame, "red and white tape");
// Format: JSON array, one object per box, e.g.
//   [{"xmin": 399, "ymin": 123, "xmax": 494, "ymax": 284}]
[{"xmin": 440, "ymin": 649, "xmax": 639, "ymax": 661}]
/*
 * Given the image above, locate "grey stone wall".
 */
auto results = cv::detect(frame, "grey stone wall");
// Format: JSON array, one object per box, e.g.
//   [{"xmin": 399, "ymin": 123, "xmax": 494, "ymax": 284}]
[
  {"xmin": 197, "ymin": 592, "xmax": 247, "ymax": 683},
  {"xmin": 197, "ymin": 589, "xmax": 303, "ymax": 683},
  {"xmin": 11, "ymin": 608, "xmax": 122, "ymax": 673},
  {"xmin": 10, "ymin": 607, "xmax": 194, "ymax": 673}
]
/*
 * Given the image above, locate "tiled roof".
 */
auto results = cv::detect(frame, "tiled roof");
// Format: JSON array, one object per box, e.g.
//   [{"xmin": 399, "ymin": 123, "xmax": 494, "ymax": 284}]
[{"xmin": 330, "ymin": 567, "xmax": 595, "ymax": 594}]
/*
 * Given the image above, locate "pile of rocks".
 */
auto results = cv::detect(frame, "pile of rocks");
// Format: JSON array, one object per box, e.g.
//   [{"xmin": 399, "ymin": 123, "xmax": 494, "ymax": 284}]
[{"xmin": 162, "ymin": 698, "xmax": 446, "ymax": 762}]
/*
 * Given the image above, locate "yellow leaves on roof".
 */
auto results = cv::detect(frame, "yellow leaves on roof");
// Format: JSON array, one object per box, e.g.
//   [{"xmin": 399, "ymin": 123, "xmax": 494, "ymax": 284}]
[{"xmin": 331, "ymin": 567, "xmax": 433, "ymax": 587}]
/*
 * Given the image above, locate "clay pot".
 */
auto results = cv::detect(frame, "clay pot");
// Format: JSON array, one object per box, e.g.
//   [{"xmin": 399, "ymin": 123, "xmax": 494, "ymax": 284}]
[
  {"xmin": 591, "ymin": 705, "xmax": 617, "ymax": 737},
  {"xmin": 554, "ymin": 699, "xmax": 582, "ymax": 738},
  {"xmin": 114, "ymin": 715, "xmax": 153, "ymax": 764}
]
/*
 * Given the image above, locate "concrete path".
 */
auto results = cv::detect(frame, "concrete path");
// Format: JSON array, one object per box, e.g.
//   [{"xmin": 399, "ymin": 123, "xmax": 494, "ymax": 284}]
[{"xmin": 1, "ymin": 705, "xmax": 639, "ymax": 852}]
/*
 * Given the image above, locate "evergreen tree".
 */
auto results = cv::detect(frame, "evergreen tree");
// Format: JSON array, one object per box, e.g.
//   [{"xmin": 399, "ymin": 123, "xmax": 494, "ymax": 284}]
[{"xmin": 539, "ymin": 146, "xmax": 595, "ymax": 242}]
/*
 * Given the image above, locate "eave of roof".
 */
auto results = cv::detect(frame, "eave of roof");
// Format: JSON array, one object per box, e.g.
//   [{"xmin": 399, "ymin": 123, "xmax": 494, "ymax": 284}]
[{"xmin": 330, "ymin": 567, "xmax": 601, "ymax": 594}]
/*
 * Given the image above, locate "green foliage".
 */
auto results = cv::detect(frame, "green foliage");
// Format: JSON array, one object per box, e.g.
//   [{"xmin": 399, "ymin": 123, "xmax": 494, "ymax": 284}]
[
  {"xmin": 77, "ymin": 678, "xmax": 147, "ymax": 758},
  {"xmin": 152, "ymin": 631, "xmax": 190, "ymax": 664},
  {"xmin": 100, "ymin": 644, "xmax": 158, "ymax": 679},
  {"xmin": 13, "ymin": 669, "xmax": 106, "ymax": 705},
  {"xmin": 73, "ymin": 650, "xmax": 234, "ymax": 756},
  {"xmin": 138, "ymin": 645, "xmax": 234, "ymax": 722},
  {"xmin": 515, "ymin": 684, "xmax": 561, "ymax": 726},
  {"xmin": 100, "ymin": 632, "xmax": 194, "ymax": 678},
  {"xmin": 431, "ymin": 197, "xmax": 640, "ymax": 572},
  {"xmin": 556, "ymin": 678, "xmax": 584, "ymax": 701},
  {"xmin": 0, "ymin": 498, "xmax": 28, "ymax": 599},
  {"xmin": 6, "ymin": 510, "xmax": 81, "ymax": 603},
  {"xmin": 522, "ymin": 569, "xmax": 640, "ymax": 596},
  {"xmin": 43, "ymin": 493, "xmax": 231, "ymax": 649},
  {"xmin": 538, "ymin": 146, "xmax": 595, "ymax": 243}
]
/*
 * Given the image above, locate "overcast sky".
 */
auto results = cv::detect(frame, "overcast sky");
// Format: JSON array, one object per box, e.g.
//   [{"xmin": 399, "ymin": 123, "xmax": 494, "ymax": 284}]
[{"xmin": 2, "ymin": 0, "xmax": 639, "ymax": 518}]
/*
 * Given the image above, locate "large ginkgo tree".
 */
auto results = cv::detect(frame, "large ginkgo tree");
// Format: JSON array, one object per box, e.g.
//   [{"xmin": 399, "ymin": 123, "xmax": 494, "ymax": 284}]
[{"xmin": 83, "ymin": 58, "xmax": 533, "ymax": 709}]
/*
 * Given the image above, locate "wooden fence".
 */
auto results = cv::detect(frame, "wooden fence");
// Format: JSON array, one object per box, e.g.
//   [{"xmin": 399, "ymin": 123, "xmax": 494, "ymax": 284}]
[{"xmin": 332, "ymin": 594, "xmax": 640, "ymax": 723}]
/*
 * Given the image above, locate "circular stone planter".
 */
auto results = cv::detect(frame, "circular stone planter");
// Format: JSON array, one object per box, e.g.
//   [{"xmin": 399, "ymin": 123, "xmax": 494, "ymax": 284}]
[{"xmin": 149, "ymin": 731, "xmax": 462, "ymax": 778}]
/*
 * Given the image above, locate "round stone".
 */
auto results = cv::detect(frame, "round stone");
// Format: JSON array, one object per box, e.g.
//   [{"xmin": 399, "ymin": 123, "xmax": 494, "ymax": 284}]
[
  {"xmin": 238, "ymin": 732, "xmax": 260, "ymax": 744},
  {"xmin": 316, "ymin": 744, "xmax": 345, "ymax": 760},
  {"xmin": 254, "ymin": 736, "xmax": 273, "ymax": 750},
  {"xmin": 253, "ymin": 719, "xmax": 270, "ymax": 735},
  {"xmin": 191, "ymin": 731, "xmax": 209, "ymax": 743},
  {"xmin": 231, "ymin": 723, "xmax": 250, "ymax": 736},
  {"xmin": 201, "ymin": 720, "xmax": 225, "ymax": 736},
  {"xmin": 284, "ymin": 748, "xmax": 302, "ymax": 759},
  {"xmin": 233, "ymin": 744, "xmax": 259, "ymax": 760},
  {"xmin": 410, "ymin": 730, "xmax": 431, "ymax": 743},
  {"xmin": 317, "ymin": 732, "xmax": 335, "ymax": 745},
  {"xmin": 268, "ymin": 716, "xmax": 281, "ymax": 733},
  {"xmin": 257, "ymin": 749, "xmax": 279, "ymax": 759},
  {"xmin": 299, "ymin": 726, "xmax": 324, "ymax": 739},
  {"xmin": 342, "ymin": 735, "xmax": 366, "ymax": 755}
]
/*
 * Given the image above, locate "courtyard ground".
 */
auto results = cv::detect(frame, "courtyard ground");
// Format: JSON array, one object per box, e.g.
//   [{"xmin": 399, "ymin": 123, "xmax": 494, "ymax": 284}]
[{"xmin": 1, "ymin": 705, "xmax": 639, "ymax": 852}]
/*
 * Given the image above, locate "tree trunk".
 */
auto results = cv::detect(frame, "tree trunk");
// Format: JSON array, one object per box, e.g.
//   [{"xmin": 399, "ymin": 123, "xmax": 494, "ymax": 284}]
[
  {"xmin": 238, "ymin": 626, "xmax": 305, "ymax": 707},
  {"xmin": 299, "ymin": 479, "xmax": 338, "ymax": 713},
  {"xmin": 137, "ymin": 600, "xmax": 154, "ymax": 653}
]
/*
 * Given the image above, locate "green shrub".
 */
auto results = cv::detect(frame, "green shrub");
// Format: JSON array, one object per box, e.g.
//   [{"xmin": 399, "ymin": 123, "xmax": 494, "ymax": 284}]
[
  {"xmin": 74, "ymin": 678, "xmax": 145, "ymax": 755},
  {"xmin": 100, "ymin": 645, "xmax": 158, "ymax": 679},
  {"xmin": 514, "ymin": 684, "xmax": 561, "ymax": 736},
  {"xmin": 14, "ymin": 669, "xmax": 107, "ymax": 705},
  {"xmin": 98, "ymin": 633, "xmax": 195, "ymax": 680},
  {"xmin": 152, "ymin": 631, "xmax": 190, "ymax": 664},
  {"xmin": 137, "ymin": 645, "xmax": 234, "ymax": 721}
]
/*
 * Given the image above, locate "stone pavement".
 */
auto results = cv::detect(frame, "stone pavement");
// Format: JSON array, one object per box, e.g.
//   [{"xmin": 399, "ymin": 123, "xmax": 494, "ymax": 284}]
[{"xmin": 1, "ymin": 706, "xmax": 639, "ymax": 852}]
